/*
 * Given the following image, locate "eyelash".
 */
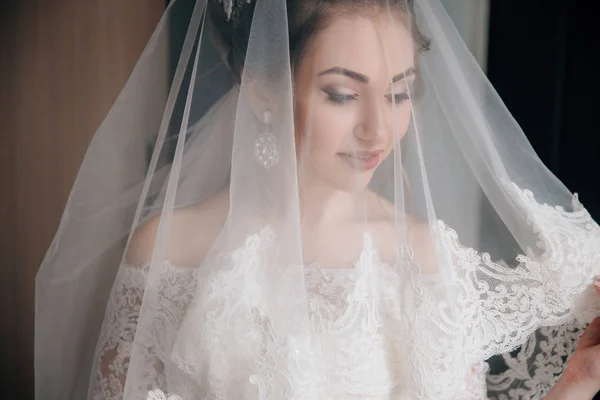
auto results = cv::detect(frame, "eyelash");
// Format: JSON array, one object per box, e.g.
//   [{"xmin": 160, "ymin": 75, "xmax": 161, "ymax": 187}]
[
  {"xmin": 386, "ymin": 92, "xmax": 410, "ymax": 104},
  {"xmin": 325, "ymin": 91, "xmax": 359, "ymax": 106},
  {"xmin": 323, "ymin": 90, "xmax": 410, "ymax": 106}
]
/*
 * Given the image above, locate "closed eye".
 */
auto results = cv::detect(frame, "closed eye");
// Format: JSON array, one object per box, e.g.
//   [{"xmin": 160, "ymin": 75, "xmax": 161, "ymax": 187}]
[
  {"xmin": 385, "ymin": 92, "xmax": 410, "ymax": 104},
  {"xmin": 323, "ymin": 89, "xmax": 359, "ymax": 106}
]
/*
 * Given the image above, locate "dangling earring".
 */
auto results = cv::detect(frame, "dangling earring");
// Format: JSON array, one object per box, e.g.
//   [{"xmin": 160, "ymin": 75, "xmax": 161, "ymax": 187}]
[{"xmin": 254, "ymin": 110, "xmax": 280, "ymax": 169}]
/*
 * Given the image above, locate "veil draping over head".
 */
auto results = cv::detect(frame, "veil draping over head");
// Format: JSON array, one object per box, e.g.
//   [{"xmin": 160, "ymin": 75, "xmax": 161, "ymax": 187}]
[{"xmin": 35, "ymin": 0, "xmax": 600, "ymax": 399}]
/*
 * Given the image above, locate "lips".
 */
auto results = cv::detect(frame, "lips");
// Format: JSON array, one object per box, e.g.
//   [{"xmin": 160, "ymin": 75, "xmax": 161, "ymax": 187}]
[{"xmin": 337, "ymin": 150, "xmax": 383, "ymax": 171}]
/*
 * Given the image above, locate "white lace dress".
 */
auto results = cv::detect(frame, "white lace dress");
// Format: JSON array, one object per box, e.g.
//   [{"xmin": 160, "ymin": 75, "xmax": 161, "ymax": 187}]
[
  {"xmin": 90, "ymin": 186, "xmax": 600, "ymax": 400},
  {"xmin": 92, "ymin": 259, "xmax": 418, "ymax": 398}
]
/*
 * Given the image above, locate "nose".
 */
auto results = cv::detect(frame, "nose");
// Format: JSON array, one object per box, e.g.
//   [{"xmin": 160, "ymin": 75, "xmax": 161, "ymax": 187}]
[{"xmin": 354, "ymin": 100, "xmax": 388, "ymax": 143}]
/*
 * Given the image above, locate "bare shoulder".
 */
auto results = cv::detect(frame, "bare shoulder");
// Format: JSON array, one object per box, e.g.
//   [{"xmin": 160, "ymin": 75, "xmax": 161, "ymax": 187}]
[{"xmin": 126, "ymin": 189, "xmax": 230, "ymax": 267}]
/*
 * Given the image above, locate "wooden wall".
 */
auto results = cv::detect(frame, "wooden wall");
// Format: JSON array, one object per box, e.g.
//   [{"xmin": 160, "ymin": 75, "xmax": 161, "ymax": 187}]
[{"xmin": 0, "ymin": 1, "xmax": 165, "ymax": 398}]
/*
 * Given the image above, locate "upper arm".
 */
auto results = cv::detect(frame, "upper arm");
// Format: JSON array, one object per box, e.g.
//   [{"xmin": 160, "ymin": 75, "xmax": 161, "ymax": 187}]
[
  {"xmin": 125, "ymin": 189, "xmax": 230, "ymax": 268},
  {"xmin": 125, "ymin": 214, "xmax": 162, "ymax": 266},
  {"xmin": 93, "ymin": 192, "xmax": 232, "ymax": 398}
]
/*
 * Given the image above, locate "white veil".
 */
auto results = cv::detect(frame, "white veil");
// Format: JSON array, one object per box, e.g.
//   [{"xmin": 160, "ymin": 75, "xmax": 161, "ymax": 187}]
[{"xmin": 35, "ymin": 0, "xmax": 600, "ymax": 399}]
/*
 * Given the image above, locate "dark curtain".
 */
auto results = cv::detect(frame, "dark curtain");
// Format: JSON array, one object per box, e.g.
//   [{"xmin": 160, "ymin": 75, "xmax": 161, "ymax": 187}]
[
  {"xmin": 487, "ymin": 0, "xmax": 600, "ymax": 219},
  {"xmin": 487, "ymin": 1, "xmax": 600, "ymax": 398}
]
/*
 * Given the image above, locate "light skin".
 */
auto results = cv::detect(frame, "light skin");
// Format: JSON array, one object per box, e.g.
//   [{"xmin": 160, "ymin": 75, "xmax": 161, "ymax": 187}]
[
  {"xmin": 291, "ymin": 11, "xmax": 428, "ymax": 267},
  {"xmin": 128, "ymin": 8, "xmax": 600, "ymax": 398},
  {"xmin": 293, "ymin": 13, "xmax": 414, "ymax": 197}
]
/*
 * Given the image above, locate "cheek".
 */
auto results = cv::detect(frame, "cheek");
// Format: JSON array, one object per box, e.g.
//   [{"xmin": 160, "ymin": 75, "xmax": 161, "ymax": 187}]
[
  {"xmin": 297, "ymin": 101, "xmax": 355, "ymax": 158},
  {"xmin": 309, "ymin": 107, "xmax": 354, "ymax": 151}
]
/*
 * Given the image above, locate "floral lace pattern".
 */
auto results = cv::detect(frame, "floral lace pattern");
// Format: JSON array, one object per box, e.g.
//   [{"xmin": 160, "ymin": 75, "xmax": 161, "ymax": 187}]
[
  {"xmin": 487, "ymin": 320, "xmax": 587, "ymax": 399},
  {"xmin": 90, "ymin": 263, "xmax": 197, "ymax": 400},
  {"xmin": 483, "ymin": 186, "xmax": 600, "ymax": 399},
  {"xmin": 170, "ymin": 230, "xmax": 414, "ymax": 399},
  {"xmin": 401, "ymin": 183, "xmax": 600, "ymax": 398},
  {"xmin": 90, "ymin": 184, "xmax": 600, "ymax": 399}
]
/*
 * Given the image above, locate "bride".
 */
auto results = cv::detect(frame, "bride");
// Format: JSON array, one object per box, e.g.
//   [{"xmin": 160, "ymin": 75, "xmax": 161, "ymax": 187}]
[{"xmin": 35, "ymin": 0, "xmax": 600, "ymax": 399}]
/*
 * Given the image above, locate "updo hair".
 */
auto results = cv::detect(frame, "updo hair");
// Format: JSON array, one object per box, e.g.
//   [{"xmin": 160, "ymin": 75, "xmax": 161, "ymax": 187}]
[{"xmin": 207, "ymin": 0, "xmax": 431, "ymax": 83}]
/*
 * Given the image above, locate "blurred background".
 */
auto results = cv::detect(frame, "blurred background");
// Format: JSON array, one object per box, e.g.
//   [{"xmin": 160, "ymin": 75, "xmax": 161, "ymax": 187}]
[{"xmin": 0, "ymin": 0, "xmax": 598, "ymax": 398}]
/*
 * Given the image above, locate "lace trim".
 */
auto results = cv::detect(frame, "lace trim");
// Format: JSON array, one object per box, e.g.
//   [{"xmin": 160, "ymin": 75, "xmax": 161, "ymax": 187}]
[
  {"xmin": 487, "ymin": 320, "xmax": 587, "ymax": 399},
  {"xmin": 89, "ymin": 183, "xmax": 600, "ymax": 399},
  {"xmin": 400, "ymin": 183, "xmax": 600, "ymax": 398},
  {"xmin": 438, "ymin": 184, "xmax": 600, "ymax": 360},
  {"xmin": 170, "ymin": 228, "xmax": 410, "ymax": 398}
]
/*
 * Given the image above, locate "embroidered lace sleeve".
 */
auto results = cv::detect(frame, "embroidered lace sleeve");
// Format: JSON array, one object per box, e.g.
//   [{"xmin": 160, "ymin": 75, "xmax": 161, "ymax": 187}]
[
  {"xmin": 90, "ymin": 264, "xmax": 154, "ymax": 400},
  {"xmin": 90, "ymin": 263, "xmax": 197, "ymax": 400}
]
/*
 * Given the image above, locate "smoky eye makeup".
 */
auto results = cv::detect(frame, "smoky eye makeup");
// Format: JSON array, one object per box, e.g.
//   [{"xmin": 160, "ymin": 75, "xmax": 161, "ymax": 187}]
[
  {"xmin": 386, "ymin": 78, "xmax": 415, "ymax": 104},
  {"xmin": 317, "ymin": 72, "xmax": 416, "ymax": 106},
  {"xmin": 385, "ymin": 92, "xmax": 410, "ymax": 104},
  {"xmin": 321, "ymin": 87, "xmax": 359, "ymax": 106}
]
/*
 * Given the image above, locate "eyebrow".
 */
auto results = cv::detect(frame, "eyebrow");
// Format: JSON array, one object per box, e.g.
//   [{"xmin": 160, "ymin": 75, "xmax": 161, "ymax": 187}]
[{"xmin": 318, "ymin": 66, "xmax": 416, "ymax": 84}]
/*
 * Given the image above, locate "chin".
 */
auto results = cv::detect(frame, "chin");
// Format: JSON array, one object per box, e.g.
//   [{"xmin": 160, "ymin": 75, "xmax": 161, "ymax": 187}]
[{"xmin": 326, "ymin": 173, "xmax": 374, "ymax": 193}]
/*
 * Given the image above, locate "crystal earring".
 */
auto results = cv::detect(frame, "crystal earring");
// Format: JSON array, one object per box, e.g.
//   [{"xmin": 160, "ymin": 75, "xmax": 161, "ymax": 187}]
[{"xmin": 254, "ymin": 110, "xmax": 280, "ymax": 169}]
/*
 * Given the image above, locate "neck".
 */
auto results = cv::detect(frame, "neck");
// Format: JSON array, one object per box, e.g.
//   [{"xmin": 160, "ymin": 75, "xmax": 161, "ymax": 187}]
[{"xmin": 297, "ymin": 174, "xmax": 368, "ymax": 228}]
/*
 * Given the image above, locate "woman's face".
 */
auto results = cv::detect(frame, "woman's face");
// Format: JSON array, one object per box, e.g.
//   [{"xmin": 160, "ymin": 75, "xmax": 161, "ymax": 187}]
[{"xmin": 294, "ymin": 11, "xmax": 416, "ymax": 192}]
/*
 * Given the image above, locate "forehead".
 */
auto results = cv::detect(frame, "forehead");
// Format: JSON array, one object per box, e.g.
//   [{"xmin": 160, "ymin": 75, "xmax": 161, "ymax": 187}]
[{"xmin": 305, "ymin": 13, "xmax": 416, "ymax": 79}]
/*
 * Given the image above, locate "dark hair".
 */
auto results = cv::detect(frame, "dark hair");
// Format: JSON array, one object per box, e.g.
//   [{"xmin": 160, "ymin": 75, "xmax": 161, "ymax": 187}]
[{"xmin": 208, "ymin": 0, "xmax": 431, "ymax": 83}]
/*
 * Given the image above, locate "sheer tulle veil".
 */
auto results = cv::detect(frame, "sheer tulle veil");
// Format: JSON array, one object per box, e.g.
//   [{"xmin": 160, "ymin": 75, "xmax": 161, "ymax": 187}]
[{"xmin": 34, "ymin": 0, "xmax": 600, "ymax": 399}]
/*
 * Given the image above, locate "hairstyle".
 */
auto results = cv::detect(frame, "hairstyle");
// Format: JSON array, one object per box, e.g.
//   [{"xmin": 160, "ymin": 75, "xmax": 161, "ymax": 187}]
[{"xmin": 208, "ymin": 0, "xmax": 431, "ymax": 83}]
